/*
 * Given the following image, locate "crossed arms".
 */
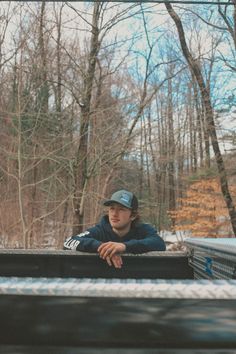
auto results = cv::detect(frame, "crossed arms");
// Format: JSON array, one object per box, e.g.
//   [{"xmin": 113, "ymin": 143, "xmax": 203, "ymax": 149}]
[{"xmin": 64, "ymin": 223, "xmax": 166, "ymax": 268}]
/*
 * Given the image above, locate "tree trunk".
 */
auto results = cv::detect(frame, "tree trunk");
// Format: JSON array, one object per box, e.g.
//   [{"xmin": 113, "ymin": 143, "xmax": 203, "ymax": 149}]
[
  {"xmin": 191, "ymin": 76, "xmax": 204, "ymax": 168},
  {"xmin": 72, "ymin": 2, "xmax": 101, "ymax": 235},
  {"xmin": 167, "ymin": 75, "xmax": 176, "ymax": 213}
]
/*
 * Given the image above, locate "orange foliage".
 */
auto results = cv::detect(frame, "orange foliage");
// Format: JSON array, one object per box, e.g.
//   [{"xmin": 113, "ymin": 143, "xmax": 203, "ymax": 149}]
[{"xmin": 169, "ymin": 178, "xmax": 236, "ymax": 238}]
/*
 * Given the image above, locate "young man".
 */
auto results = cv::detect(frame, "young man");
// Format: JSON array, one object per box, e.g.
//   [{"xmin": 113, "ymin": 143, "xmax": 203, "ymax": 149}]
[{"xmin": 64, "ymin": 189, "xmax": 166, "ymax": 268}]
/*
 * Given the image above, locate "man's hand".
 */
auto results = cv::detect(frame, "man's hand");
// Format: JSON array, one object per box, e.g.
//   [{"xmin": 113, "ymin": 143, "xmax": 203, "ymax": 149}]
[
  {"xmin": 98, "ymin": 242, "xmax": 126, "ymax": 259},
  {"xmin": 105, "ymin": 254, "xmax": 123, "ymax": 269}
]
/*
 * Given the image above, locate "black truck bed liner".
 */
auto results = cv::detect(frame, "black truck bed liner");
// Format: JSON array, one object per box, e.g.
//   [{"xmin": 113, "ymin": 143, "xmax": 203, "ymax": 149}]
[{"xmin": 0, "ymin": 244, "xmax": 236, "ymax": 353}]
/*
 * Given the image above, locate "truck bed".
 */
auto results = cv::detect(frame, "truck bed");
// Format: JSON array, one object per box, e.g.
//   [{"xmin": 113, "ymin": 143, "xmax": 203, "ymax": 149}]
[{"xmin": 0, "ymin": 247, "xmax": 236, "ymax": 353}]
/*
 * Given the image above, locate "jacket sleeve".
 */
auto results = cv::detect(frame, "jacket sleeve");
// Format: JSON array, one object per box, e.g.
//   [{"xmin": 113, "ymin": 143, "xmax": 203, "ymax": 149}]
[
  {"xmin": 124, "ymin": 224, "xmax": 166, "ymax": 254},
  {"xmin": 63, "ymin": 228, "xmax": 103, "ymax": 253}
]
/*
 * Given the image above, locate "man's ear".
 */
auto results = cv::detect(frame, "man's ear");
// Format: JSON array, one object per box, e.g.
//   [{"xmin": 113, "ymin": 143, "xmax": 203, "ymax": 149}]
[{"xmin": 131, "ymin": 214, "xmax": 137, "ymax": 221}]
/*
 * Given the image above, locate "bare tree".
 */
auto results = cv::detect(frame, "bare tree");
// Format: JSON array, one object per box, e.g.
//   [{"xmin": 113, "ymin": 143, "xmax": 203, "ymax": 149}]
[{"xmin": 165, "ymin": 2, "xmax": 236, "ymax": 236}]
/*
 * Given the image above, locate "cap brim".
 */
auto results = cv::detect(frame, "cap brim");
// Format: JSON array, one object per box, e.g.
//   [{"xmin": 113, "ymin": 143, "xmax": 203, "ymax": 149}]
[{"xmin": 103, "ymin": 199, "xmax": 131, "ymax": 208}]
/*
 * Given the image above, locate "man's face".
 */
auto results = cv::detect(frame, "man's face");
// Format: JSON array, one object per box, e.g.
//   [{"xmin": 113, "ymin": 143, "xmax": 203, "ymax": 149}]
[{"xmin": 108, "ymin": 203, "xmax": 133, "ymax": 232}]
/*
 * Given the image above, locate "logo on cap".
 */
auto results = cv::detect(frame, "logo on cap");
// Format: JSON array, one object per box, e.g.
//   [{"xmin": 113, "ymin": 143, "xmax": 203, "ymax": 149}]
[{"xmin": 120, "ymin": 192, "xmax": 131, "ymax": 205}]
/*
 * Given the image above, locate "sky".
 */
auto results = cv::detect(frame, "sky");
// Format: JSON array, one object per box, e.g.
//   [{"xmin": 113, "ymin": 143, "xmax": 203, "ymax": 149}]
[{"xmin": 2, "ymin": 1, "xmax": 235, "ymax": 145}]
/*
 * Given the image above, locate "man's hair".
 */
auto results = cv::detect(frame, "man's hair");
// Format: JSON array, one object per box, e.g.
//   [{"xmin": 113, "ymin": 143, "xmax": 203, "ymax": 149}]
[{"xmin": 131, "ymin": 210, "xmax": 141, "ymax": 227}]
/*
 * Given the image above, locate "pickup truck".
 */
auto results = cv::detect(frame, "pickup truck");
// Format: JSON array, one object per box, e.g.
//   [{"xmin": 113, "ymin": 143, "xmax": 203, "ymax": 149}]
[{"xmin": 0, "ymin": 237, "xmax": 236, "ymax": 353}]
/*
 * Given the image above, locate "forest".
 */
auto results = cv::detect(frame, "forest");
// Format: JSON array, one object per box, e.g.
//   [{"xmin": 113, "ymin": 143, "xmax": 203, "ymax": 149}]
[{"xmin": 0, "ymin": 0, "xmax": 236, "ymax": 249}]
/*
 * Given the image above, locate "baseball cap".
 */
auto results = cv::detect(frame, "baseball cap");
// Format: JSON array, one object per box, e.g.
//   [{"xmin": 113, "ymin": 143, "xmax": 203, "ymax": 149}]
[{"xmin": 103, "ymin": 190, "xmax": 138, "ymax": 210}]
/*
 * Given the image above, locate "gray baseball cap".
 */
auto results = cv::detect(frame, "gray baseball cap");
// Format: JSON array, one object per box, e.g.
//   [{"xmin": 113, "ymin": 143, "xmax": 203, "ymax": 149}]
[{"xmin": 103, "ymin": 190, "xmax": 138, "ymax": 210}]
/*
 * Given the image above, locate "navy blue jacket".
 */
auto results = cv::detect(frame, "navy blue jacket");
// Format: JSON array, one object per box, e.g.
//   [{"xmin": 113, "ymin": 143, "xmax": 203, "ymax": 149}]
[{"xmin": 64, "ymin": 215, "xmax": 166, "ymax": 254}]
